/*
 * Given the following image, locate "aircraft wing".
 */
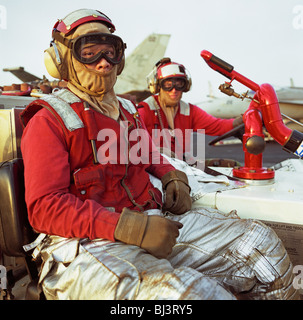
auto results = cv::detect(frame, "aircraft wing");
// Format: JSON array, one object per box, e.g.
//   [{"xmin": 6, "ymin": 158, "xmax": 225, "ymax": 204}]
[
  {"xmin": 276, "ymin": 87, "xmax": 303, "ymax": 106},
  {"xmin": 278, "ymin": 99, "xmax": 303, "ymax": 105},
  {"xmin": 3, "ymin": 67, "xmax": 42, "ymax": 82},
  {"xmin": 114, "ymin": 33, "xmax": 171, "ymax": 95}
]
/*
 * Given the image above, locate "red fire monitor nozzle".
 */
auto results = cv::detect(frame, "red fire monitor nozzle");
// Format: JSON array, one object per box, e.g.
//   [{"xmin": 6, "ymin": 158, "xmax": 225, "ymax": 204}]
[{"xmin": 201, "ymin": 50, "xmax": 303, "ymax": 181}]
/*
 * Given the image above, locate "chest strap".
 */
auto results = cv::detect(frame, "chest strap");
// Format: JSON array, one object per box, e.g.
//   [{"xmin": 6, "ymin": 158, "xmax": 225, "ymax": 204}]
[
  {"xmin": 117, "ymin": 96, "xmax": 137, "ymax": 114},
  {"xmin": 42, "ymin": 89, "xmax": 84, "ymax": 132},
  {"xmin": 41, "ymin": 90, "xmax": 137, "ymax": 132}
]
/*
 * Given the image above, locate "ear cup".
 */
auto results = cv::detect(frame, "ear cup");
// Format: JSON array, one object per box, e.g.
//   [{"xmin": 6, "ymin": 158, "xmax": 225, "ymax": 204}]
[
  {"xmin": 184, "ymin": 76, "xmax": 192, "ymax": 92},
  {"xmin": 148, "ymin": 81, "xmax": 158, "ymax": 94},
  {"xmin": 44, "ymin": 47, "xmax": 61, "ymax": 79},
  {"xmin": 182, "ymin": 68, "xmax": 192, "ymax": 92},
  {"xmin": 147, "ymin": 66, "xmax": 159, "ymax": 94},
  {"xmin": 148, "ymin": 80, "xmax": 159, "ymax": 94}
]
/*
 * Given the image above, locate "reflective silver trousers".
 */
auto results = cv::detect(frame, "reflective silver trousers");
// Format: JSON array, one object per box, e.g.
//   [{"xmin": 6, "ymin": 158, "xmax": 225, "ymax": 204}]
[{"xmin": 34, "ymin": 207, "xmax": 298, "ymax": 300}]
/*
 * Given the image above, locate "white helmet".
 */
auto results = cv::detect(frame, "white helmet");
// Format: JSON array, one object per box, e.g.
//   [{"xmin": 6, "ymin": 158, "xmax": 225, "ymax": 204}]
[{"xmin": 147, "ymin": 57, "xmax": 192, "ymax": 94}]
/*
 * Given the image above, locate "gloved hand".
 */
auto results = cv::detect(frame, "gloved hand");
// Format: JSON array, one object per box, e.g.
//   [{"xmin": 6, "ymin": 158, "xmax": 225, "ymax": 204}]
[
  {"xmin": 114, "ymin": 207, "xmax": 183, "ymax": 258},
  {"xmin": 161, "ymin": 170, "xmax": 192, "ymax": 215},
  {"xmin": 233, "ymin": 115, "xmax": 244, "ymax": 127}
]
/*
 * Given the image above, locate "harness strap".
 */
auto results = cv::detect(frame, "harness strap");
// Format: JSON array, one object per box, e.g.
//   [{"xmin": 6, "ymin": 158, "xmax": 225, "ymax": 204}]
[
  {"xmin": 42, "ymin": 89, "xmax": 84, "ymax": 131},
  {"xmin": 40, "ymin": 90, "xmax": 137, "ymax": 132},
  {"xmin": 117, "ymin": 96, "xmax": 137, "ymax": 114}
]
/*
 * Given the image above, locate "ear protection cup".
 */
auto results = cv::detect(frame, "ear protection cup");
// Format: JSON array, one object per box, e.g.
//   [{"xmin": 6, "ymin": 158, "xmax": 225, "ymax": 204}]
[
  {"xmin": 148, "ymin": 57, "xmax": 171, "ymax": 94},
  {"xmin": 44, "ymin": 47, "xmax": 61, "ymax": 79},
  {"xmin": 149, "ymin": 82, "xmax": 158, "ymax": 94},
  {"xmin": 184, "ymin": 74, "xmax": 192, "ymax": 92},
  {"xmin": 147, "ymin": 66, "xmax": 159, "ymax": 94}
]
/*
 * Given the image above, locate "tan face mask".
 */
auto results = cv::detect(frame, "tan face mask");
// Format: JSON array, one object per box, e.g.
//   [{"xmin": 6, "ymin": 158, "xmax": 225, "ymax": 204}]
[
  {"xmin": 67, "ymin": 22, "xmax": 120, "ymax": 120},
  {"xmin": 158, "ymin": 89, "xmax": 183, "ymax": 130}
]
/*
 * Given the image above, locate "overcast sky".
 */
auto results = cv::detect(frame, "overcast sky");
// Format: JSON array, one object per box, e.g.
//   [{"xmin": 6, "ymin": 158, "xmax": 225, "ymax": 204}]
[{"xmin": 0, "ymin": 0, "xmax": 303, "ymax": 103}]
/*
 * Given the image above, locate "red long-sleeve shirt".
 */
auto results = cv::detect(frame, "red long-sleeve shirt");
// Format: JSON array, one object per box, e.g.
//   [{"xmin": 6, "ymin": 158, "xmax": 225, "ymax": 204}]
[
  {"xmin": 138, "ymin": 95, "xmax": 234, "ymax": 153},
  {"xmin": 21, "ymin": 93, "xmax": 175, "ymax": 241}
]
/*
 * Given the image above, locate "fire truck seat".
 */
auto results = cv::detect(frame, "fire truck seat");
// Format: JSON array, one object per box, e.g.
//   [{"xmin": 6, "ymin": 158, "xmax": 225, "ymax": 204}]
[{"xmin": 0, "ymin": 158, "xmax": 42, "ymax": 300}]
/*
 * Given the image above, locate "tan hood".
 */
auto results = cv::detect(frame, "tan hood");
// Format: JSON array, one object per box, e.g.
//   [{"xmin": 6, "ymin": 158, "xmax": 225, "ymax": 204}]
[
  {"xmin": 64, "ymin": 22, "xmax": 120, "ymax": 119},
  {"xmin": 158, "ymin": 91, "xmax": 181, "ymax": 130}
]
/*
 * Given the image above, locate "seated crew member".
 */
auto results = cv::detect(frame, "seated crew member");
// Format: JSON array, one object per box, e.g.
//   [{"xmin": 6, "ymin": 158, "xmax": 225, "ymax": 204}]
[
  {"xmin": 138, "ymin": 58, "xmax": 243, "ymax": 165},
  {"xmin": 20, "ymin": 9, "xmax": 297, "ymax": 300}
]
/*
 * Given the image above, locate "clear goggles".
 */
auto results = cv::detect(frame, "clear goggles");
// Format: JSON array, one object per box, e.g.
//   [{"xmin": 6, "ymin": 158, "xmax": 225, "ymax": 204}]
[
  {"xmin": 160, "ymin": 77, "xmax": 187, "ymax": 91},
  {"xmin": 73, "ymin": 33, "xmax": 125, "ymax": 65},
  {"xmin": 54, "ymin": 32, "xmax": 126, "ymax": 65}
]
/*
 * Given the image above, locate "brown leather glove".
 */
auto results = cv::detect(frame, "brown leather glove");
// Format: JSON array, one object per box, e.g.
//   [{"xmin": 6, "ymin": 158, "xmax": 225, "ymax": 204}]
[
  {"xmin": 161, "ymin": 170, "xmax": 192, "ymax": 215},
  {"xmin": 233, "ymin": 115, "xmax": 244, "ymax": 127},
  {"xmin": 114, "ymin": 207, "xmax": 183, "ymax": 258}
]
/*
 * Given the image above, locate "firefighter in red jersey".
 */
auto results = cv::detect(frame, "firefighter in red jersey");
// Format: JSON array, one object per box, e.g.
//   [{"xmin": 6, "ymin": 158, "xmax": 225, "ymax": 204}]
[
  {"xmin": 138, "ymin": 58, "xmax": 243, "ymax": 162},
  {"xmin": 20, "ymin": 9, "xmax": 297, "ymax": 300},
  {"xmin": 21, "ymin": 8, "xmax": 189, "ymax": 262}
]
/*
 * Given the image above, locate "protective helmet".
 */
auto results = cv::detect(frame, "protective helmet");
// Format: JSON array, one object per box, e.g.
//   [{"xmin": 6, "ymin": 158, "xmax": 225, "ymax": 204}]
[
  {"xmin": 147, "ymin": 57, "xmax": 192, "ymax": 94},
  {"xmin": 44, "ymin": 9, "xmax": 126, "ymax": 80}
]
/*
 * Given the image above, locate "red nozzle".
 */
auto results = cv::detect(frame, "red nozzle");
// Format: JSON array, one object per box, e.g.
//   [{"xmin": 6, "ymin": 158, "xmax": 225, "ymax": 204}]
[
  {"xmin": 202, "ymin": 49, "xmax": 303, "ymax": 180},
  {"xmin": 201, "ymin": 50, "xmax": 260, "ymax": 92}
]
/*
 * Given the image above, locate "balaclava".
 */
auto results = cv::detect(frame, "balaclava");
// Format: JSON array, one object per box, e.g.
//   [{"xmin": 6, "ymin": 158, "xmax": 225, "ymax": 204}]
[
  {"xmin": 158, "ymin": 90, "xmax": 182, "ymax": 130},
  {"xmin": 66, "ymin": 22, "xmax": 121, "ymax": 120}
]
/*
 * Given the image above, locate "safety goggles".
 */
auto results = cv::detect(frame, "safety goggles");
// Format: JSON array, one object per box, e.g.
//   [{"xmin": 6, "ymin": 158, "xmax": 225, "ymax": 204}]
[
  {"xmin": 53, "ymin": 31, "xmax": 126, "ymax": 65},
  {"xmin": 160, "ymin": 77, "xmax": 187, "ymax": 91}
]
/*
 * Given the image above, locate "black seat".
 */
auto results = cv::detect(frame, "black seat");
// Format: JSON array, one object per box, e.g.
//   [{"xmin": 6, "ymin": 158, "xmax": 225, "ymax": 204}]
[{"xmin": 0, "ymin": 158, "xmax": 42, "ymax": 299}]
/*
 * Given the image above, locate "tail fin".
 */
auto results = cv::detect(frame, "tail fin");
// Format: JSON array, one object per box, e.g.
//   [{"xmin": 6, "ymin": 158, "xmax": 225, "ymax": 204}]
[{"xmin": 115, "ymin": 33, "xmax": 170, "ymax": 94}]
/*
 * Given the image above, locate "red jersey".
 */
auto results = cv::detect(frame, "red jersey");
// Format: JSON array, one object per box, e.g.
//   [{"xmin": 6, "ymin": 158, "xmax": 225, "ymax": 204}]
[
  {"xmin": 138, "ymin": 95, "xmax": 234, "ymax": 154},
  {"xmin": 21, "ymin": 90, "xmax": 175, "ymax": 241}
]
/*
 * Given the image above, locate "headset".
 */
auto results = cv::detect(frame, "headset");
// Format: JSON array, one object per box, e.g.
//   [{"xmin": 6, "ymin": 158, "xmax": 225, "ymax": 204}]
[
  {"xmin": 147, "ymin": 57, "xmax": 192, "ymax": 94},
  {"xmin": 43, "ymin": 9, "xmax": 125, "ymax": 80}
]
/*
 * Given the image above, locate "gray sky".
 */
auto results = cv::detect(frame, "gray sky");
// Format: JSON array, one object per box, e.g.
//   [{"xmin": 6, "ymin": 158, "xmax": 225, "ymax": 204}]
[{"xmin": 0, "ymin": 0, "xmax": 302, "ymax": 103}]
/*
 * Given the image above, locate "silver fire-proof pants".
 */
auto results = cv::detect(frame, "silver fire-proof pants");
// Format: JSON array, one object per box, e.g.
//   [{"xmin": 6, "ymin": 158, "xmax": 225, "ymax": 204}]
[{"xmin": 32, "ymin": 207, "xmax": 298, "ymax": 300}]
